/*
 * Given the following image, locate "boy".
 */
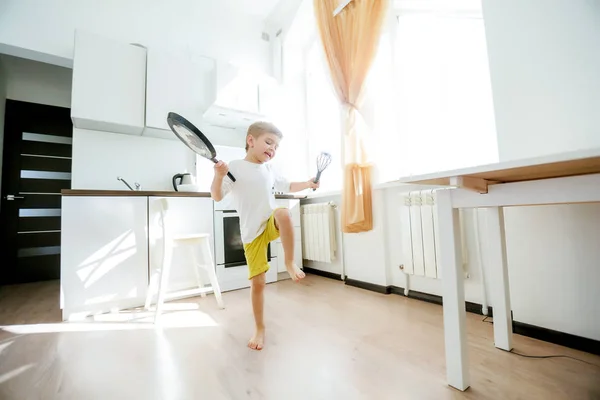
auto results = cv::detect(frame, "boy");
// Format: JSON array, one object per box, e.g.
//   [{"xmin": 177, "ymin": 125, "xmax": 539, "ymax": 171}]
[{"xmin": 210, "ymin": 121, "xmax": 319, "ymax": 350}]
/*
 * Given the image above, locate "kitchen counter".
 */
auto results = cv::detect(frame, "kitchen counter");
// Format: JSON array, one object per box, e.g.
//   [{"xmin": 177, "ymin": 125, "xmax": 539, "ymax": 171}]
[
  {"xmin": 61, "ymin": 189, "xmax": 306, "ymax": 199},
  {"xmin": 59, "ymin": 190, "xmax": 303, "ymax": 320}
]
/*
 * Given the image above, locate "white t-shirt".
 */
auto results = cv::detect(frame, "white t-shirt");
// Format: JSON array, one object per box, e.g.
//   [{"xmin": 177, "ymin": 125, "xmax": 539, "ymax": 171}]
[{"xmin": 220, "ymin": 159, "xmax": 291, "ymax": 244}]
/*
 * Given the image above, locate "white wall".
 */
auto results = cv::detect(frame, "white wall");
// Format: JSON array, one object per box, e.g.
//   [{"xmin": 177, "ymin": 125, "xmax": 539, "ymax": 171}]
[
  {"xmin": 304, "ymin": 183, "xmax": 600, "ymax": 341},
  {"xmin": 298, "ymin": 0, "xmax": 600, "ymax": 343},
  {"xmin": 298, "ymin": 0, "xmax": 600, "ymax": 341},
  {"xmin": 383, "ymin": 188, "xmax": 491, "ymax": 306},
  {"xmin": 71, "ymin": 128, "xmax": 195, "ymax": 192},
  {"xmin": 0, "ymin": 0, "xmax": 271, "ymax": 73},
  {"xmin": 303, "ymin": 187, "xmax": 490, "ymax": 303},
  {"xmin": 503, "ymin": 204, "xmax": 600, "ymax": 340},
  {"xmin": 0, "ymin": 55, "xmax": 71, "ymax": 213},
  {"xmin": 480, "ymin": 0, "xmax": 600, "ymax": 340},
  {"xmin": 482, "ymin": 0, "xmax": 600, "ymax": 161},
  {"xmin": 0, "ymin": 55, "xmax": 72, "ymax": 210},
  {"xmin": 1, "ymin": 55, "xmax": 72, "ymax": 108}
]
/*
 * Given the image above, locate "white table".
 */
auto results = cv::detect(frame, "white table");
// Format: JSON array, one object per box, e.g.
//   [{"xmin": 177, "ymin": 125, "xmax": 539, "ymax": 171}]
[{"xmin": 396, "ymin": 147, "xmax": 600, "ymax": 391}]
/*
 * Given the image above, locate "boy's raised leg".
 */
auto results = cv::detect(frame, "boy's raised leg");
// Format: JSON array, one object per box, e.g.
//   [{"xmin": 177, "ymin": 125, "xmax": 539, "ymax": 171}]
[
  {"xmin": 274, "ymin": 208, "xmax": 305, "ymax": 282},
  {"xmin": 248, "ymin": 272, "xmax": 266, "ymax": 350}
]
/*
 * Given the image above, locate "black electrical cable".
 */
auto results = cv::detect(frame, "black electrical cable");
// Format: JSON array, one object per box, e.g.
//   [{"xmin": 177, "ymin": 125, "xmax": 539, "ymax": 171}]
[{"xmin": 481, "ymin": 316, "xmax": 600, "ymax": 369}]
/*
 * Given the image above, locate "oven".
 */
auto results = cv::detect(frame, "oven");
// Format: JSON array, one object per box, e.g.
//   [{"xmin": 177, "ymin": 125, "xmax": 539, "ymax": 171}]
[{"xmin": 214, "ymin": 208, "xmax": 274, "ymax": 291}]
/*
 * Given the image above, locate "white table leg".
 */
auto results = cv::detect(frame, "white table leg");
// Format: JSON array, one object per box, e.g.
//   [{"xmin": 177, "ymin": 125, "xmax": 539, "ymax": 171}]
[
  {"xmin": 484, "ymin": 207, "xmax": 513, "ymax": 351},
  {"xmin": 435, "ymin": 189, "xmax": 470, "ymax": 391}
]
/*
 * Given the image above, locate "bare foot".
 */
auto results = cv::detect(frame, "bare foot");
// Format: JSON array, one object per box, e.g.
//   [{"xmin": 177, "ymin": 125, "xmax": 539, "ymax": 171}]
[
  {"xmin": 248, "ymin": 328, "xmax": 265, "ymax": 351},
  {"xmin": 286, "ymin": 261, "xmax": 306, "ymax": 282}
]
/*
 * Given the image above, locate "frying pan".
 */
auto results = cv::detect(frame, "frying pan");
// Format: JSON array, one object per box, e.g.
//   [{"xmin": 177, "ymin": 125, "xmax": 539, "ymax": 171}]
[{"xmin": 166, "ymin": 112, "xmax": 236, "ymax": 182}]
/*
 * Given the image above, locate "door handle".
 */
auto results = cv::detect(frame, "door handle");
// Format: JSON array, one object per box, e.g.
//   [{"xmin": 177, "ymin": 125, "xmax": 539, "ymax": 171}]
[{"xmin": 5, "ymin": 194, "xmax": 24, "ymax": 200}]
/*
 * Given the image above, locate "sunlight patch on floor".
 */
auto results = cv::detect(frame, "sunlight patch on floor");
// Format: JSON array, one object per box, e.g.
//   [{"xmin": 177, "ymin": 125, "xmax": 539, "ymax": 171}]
[
  {"xmin": 1, "ymin": 303, "xmax": 219, "ymax": 334},
  {"xmin": 0, "ymin": 364, "xmax": 35, "ymax": 385},
  {"xmin": 0, "ymin": 341, "xmax": 14, "ymax": 355}
]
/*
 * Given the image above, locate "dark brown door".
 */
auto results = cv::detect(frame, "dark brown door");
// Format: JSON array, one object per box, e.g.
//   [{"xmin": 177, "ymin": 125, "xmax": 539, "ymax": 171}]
[{"xmin": 1, "ymin": 100, "xmax": 72, "ymax": 285}]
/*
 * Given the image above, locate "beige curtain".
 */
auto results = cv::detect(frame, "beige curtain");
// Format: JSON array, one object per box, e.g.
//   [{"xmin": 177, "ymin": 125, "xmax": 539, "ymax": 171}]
[{"xmin": 313, "ymin": 0, "xmax": 389, "ymax": 233}]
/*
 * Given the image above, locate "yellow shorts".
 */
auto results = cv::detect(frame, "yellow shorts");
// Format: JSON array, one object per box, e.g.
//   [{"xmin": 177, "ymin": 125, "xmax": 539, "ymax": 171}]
[{"xmin": 243, "ymin": 208, "xmax": 284, "ymax": 280}]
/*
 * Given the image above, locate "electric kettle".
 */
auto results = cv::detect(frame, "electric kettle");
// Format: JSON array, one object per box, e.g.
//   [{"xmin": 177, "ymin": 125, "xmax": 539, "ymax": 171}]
[{"xmin": 172, "ymin": 173, "xmax": 195, "ymax": 191}]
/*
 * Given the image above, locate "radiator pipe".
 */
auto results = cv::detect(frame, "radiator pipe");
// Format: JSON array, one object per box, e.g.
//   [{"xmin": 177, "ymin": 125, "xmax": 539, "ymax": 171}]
[
  {"xmin": 403, "ymin": 190, "xmax": 414, "ymax": 296},
  {"xmin": 473, "ymin": 209, "xmax": 488, "ymax": 315},
  {"xmin": 329, "ymin": 201, "xmax": 346, "ymax": 281}
]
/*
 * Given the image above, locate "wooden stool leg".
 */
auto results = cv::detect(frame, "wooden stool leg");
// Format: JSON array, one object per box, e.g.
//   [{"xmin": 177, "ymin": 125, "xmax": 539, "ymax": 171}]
[
  {"xmin": 154, "ymin": 239, "xmax": 174, "ymax": 323},
  {"xmin": 189, "ymin": 246, "xmax": 206, "ymax": 298},
  {"xmin": 201, "ymin": 237, "xmax": 224, "ymax": 309}
]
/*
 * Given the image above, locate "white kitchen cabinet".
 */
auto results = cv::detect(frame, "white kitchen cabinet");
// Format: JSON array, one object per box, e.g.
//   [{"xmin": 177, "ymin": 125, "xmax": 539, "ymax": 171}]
[
  {"xmin": 274, "ymin": 239, "xmax": 303, "ymax": 274},
  {"xmin": 60, "ymin": 196, "xmax": 149, "ymax": 320},
  {"xmin": 143, "ymin": 47, "xmax": 217, "ymax": 140},
  {"xmin": 275, "ymin": 242, "xmax": 285, "ymax": 273},
  {"xmin": 295, "ymin": 239, "xmax": 303, "ymax": 269},
  {"xmin": 275, "ymin": 198, "xmax": 301, "ymax": 227},
  {"xmin": 290, "ymin": 199, "xmax": 301, "ymax": 227},
  {"xmin": 216, "ymin": 258, "xmax": 278, "ymax": 292},
  {"xmin": 147, "ymin": 196, "xmax": 215, "ymax": 295},
  {"xmin": 71, "ymin": 30, "xmax": 146, "ymax": 135},
  {"xmin": 59, "ymin": 193, "xmax": 301, "ymax": 317},
  {"xmin": 274, "ymin": 199, "xmax": 303, "ymax": 275},
  {"xmin": 267, "ymin": 257, "xmax": 278, "ymax": 283}
]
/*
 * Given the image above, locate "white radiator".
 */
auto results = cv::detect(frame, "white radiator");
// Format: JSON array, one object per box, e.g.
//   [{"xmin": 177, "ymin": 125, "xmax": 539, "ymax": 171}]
[
  {"xmin": 399, "ymin": 189, "xmax": 468, "ymax": 279},
  {"xmin": 300, "ymin": 202, "xmax": 337, "ymax": 263}
]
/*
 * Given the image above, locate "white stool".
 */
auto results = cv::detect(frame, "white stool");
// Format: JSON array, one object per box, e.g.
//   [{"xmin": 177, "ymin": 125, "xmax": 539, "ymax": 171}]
[{"xmin": 145, "ymin": 198, "xmax": 224, "ymax": 323}]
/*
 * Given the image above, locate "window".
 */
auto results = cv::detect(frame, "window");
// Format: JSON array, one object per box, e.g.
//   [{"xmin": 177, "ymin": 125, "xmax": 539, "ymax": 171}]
[
  {"xmin": 302, "ymin": 1, "xmax": 498, "ymax": 185},
  {"xmin": 363, "ymin": 27, "xmax": 397, "ymax": 184},
  {"xmin": 260, "ymin": 61, "xmax": 310, "ymax": 184},
  {"xmin": 305, "ymin": 41, "xmax": 343, "ymax": 192},
  {"xmin": 386, "ymin": 2, "xmax": 498, "ymax": 178}
]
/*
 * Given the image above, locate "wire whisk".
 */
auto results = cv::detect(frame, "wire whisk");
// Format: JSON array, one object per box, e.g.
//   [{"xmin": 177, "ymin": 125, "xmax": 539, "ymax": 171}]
[{"xmin": 313, "ymin": 152, "xmax": 332, "ymax": 190}]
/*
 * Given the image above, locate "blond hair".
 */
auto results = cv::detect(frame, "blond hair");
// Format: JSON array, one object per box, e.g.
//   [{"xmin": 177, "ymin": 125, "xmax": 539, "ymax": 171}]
[{"xmin": 245, "ymin": 121, "xmax": 283, "ymax": 151}]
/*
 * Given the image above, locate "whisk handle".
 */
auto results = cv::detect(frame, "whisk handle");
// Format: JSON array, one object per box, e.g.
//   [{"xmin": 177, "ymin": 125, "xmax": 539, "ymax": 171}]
[
  {"xmin": 312, "ymin": 171, "xmax": 323, "ymax": 191},
  {"xmin": 313, "ymin": 170, "xmax": 323, "ymax": 183}
]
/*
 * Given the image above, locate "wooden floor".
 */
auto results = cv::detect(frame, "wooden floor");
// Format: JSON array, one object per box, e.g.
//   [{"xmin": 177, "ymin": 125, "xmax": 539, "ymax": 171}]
[{"xmin": 0, "ymin": 275, "xmax": 599, "ymax": 400}]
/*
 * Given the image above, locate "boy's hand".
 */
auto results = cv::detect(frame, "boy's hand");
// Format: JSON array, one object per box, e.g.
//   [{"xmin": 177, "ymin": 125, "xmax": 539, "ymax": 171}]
[
  {"xmin": 307, "ymin": 178, "xmax": 320, "ymax": 190},
  {"xmin": 289, "ymin": 178, "xmax": 320, "ymax": 192},
  {"xmin": 214, "ymin": 161, "xmax": 229, "ymax": 178}
]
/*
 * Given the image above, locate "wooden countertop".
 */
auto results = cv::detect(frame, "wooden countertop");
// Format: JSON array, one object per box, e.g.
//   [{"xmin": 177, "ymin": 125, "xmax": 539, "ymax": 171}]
[
  {"xmin": 394, "ymin": 147, "xmax": 600, "ymax": 194},
  {"xmin": 61, "ymin": 189, "xmax": 306, "ymax": 200}
]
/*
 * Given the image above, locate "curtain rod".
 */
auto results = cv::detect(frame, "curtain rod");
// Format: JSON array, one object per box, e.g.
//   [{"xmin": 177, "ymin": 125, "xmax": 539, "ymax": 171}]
[{"xmin": 333, "ymin": 0, "xmax": 353, "ymax": 16}]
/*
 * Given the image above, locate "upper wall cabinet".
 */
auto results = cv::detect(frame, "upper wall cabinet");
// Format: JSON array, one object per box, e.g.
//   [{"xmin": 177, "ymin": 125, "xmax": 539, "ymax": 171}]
[
  {"xmin": 71, "ymin": 30, "xmax": 147, "ymax": 135},
  {"xmin": 143, "ymin": 47, "xmax": 217, "ymax": 140}
]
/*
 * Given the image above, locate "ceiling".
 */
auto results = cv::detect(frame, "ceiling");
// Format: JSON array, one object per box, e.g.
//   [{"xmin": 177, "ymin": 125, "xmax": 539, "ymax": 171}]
[
  {"xmin": 214, "ymin": 0, "xmax": 306, "ymax": 33},
  {"xmin": 216, "ymin": 0, "xmax": 284, "ymax": 18}
]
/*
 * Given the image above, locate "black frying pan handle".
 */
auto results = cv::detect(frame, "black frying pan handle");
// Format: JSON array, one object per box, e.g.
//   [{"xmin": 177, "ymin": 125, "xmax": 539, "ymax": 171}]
[{"xmin": 212, "ymin": 158, "xmax": 236, "ymax": 182}]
